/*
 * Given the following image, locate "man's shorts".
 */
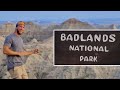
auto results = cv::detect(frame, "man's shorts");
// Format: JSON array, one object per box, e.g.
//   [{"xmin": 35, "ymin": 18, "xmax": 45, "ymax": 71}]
[{"xmin": 8, "ymin": 65, "xmax": 28, "ymax": 79}]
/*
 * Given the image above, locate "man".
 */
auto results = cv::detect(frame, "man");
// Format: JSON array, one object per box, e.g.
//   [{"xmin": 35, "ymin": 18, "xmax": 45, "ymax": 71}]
[{"xmin": 3, "ymin": 21, "xmax": 39, "ymax": 79}]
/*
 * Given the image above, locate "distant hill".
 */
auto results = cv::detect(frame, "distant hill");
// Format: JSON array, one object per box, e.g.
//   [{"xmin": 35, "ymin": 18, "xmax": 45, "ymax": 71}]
[
  {"xmin": 94, "ymin": 24, "xmax": 119, "ymax": 29},
  {"xmin": 108, "ymin": 24, "xmax": 117, "ymax": 29},
  {"xmin": 60, "ymin": 18, "xmax": 95, "ymax": 29}
]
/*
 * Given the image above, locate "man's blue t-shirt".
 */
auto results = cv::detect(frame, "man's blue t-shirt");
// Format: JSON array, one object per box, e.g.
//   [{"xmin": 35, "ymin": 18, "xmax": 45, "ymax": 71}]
[{"xmin": 4, "ymin": 33, "xmax": 26, "ymax": 70}]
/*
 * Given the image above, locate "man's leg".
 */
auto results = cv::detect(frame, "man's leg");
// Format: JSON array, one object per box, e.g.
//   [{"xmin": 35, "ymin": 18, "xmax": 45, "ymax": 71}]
[
  {"xmin": 13, "ymin": 66, "xmax": 23, "ymax": 79},
  {"xmin": 8, "ymin": 66, "xmax": 23, "ymax": 79},
  {"xmin": 21, "ymin": 65, "xmax": 28, "ymax": 79},
  {"xmin": 8, "ymin": 69, "xmax": 16, "ymax": 79}
]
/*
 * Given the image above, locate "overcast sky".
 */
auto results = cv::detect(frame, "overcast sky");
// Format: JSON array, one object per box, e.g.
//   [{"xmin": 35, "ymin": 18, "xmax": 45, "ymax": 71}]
[{"xmin": 0, "ymin": 11, "xmax": 120, "ymax": 21}]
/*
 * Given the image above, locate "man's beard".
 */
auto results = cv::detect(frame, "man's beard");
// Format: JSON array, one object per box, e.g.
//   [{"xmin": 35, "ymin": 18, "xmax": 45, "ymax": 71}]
[{"xmin": 17, "ymin": 29, "xmax": 22, "ymax": 35}]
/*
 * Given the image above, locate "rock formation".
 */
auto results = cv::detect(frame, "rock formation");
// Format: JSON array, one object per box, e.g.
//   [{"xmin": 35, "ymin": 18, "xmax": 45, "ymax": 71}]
[
  {"xmin": 60, "ymin": 18, "xmax": 95, "ymax": 29},
  {"xmin": 109, "ymin": 24, "xmax": 117, "ymax": 29}
]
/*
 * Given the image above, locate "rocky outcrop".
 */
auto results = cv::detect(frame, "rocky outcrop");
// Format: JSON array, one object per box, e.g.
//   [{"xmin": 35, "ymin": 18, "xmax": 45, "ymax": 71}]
[
  {"xmin": 0, "ymin": 22, "xmax": 15, "ymax": 37},
  {"xmin": 30, "ymin": 38, "xmax": 38, "ymax": 44},
  {"xmin": 0, "ymin": 36, "xmax": 5, "ymax": 48},
  {"xmin": 0, "ymin": 36, "xmax": 11, "ymax": 79},
  {"xmin": 109, "ymin": 24, "xmax": 117, "ymax": 29},
  {"xmin": 94, "ymin": 24, "xmax": 118, "ymax": 29},
  {"xmin": 60, "ymin": 18, "xmax": 95, "ymax": 29}
]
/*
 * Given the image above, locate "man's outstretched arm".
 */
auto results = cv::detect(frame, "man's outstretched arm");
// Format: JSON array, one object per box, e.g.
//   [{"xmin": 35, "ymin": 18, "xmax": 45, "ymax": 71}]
[
  {"xmin": 3, "ymin": 45, "xmax": 36, "ymax": 56},
  {"xmin": 3, "ymin": 45, "xmax": 19, "ymax": 55}
]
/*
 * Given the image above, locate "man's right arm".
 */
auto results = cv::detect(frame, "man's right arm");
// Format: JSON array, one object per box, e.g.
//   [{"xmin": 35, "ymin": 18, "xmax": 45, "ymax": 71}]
[
  {"xmin": 3, "ymin": 45, "xmax": 19, "ymax": 56},
  {"xmin": 3, "ymin": 36, "xmax": 35, "ymax": 56},
  {"xmin": 3, "ymin": 36, "xmax": 18, "ymax": 56},
  {"xmin": 3, "ymin": 45, "xmax": 38, "ymax": 56}
]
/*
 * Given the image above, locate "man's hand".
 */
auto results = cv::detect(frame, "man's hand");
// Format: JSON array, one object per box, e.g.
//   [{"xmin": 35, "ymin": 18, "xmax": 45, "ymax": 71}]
[{"xmin": 32, "ymin": 49, "xmax": 39, "ymax": 54}]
